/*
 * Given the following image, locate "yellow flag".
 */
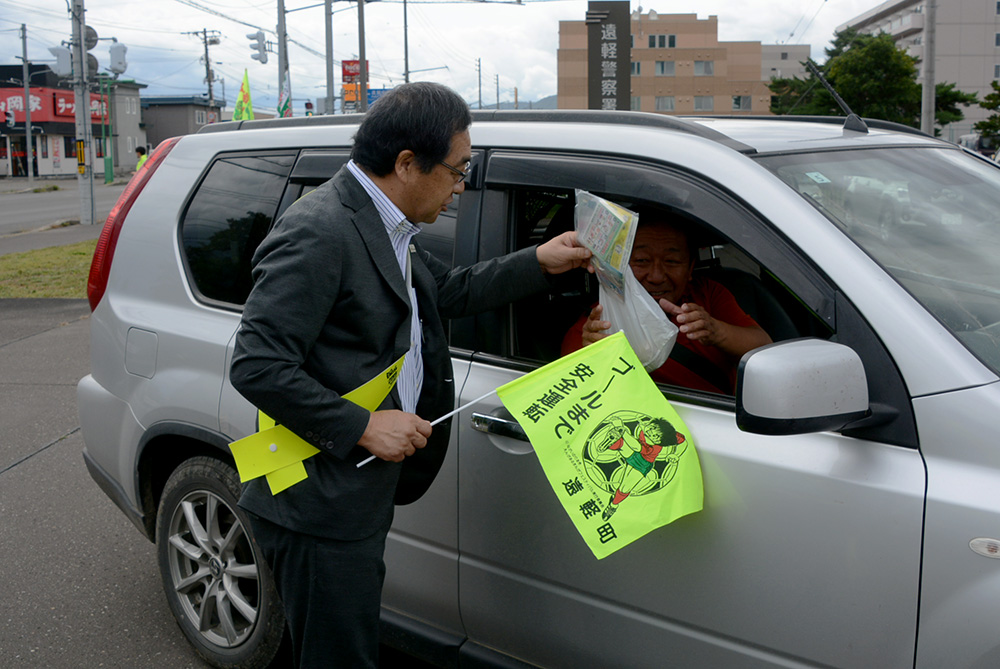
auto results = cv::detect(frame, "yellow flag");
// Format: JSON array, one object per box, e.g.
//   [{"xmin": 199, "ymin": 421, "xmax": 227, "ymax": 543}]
[
  {"xmin": 229, "ymin": 353, "xmax": 406, "ymax": 494},
  {"xmin": 232, "ymin": 69, "xmax": 254, "ymax": 121},
  {"xmin": 496, "ymin": 332, "xmax": 703, "ymax": 559}
]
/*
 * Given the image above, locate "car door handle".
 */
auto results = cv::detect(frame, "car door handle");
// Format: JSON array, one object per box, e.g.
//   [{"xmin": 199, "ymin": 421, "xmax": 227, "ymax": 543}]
[{"xmin": 471, "ymin": 412, "xmax": 529, "ymax": 442}]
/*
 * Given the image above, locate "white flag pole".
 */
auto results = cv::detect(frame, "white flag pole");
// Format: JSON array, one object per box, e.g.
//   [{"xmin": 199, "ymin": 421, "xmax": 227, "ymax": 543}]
[{"xmin": 356, "ymin": 388, "xmax": 499, "ymax": 468}]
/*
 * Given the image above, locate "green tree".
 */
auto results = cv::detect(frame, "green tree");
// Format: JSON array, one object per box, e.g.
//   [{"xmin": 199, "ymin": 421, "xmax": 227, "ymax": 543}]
[
  {"xmin": 769, "ymin": 28, "xmax": 976, "ymax": 133},
  {"xmin": 974, "ymin": 80, "xmax": 1000, "ymax": 140}
]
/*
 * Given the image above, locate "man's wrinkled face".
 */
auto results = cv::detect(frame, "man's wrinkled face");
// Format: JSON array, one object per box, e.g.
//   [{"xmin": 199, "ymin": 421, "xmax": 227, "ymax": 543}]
[
  {"xmin": 628, "ymin": 223, "xmax": 694, "ymax": 306},
  {"xmin": 408, "ymin": 130, "xmax": 471, "ymax": 224}
]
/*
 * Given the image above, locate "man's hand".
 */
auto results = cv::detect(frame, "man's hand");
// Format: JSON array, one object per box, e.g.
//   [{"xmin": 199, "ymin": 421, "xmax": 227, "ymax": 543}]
[
  {"xmin": 659, "ymin": 300, "xmax": 725, "ymax": 347},
  {"xmin": 581, "ymin": 303, "xmax": 612, "ymax": 347},
  {"xmin": 537, "ymin": 231, "xmax": 593, "ymax": 275},
  {"xmin": 658, "ymin": 298, "xmax": 772, "ymax": 359},
  {"xmin": 357, "ymin": 410, "xmax": 432, "ymax": 463}
]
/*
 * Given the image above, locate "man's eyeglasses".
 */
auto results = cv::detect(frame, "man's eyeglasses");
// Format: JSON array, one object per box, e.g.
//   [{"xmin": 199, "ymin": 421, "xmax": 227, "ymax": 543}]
[{"xmin": 439, "ymin": 159, "xmax": 472, "ymax": 183}]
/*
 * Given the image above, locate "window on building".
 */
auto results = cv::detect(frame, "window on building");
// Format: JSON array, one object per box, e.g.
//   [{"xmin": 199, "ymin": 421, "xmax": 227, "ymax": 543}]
[
  {"xmin": 694, "ymin": 96, "xmax": 714, "ymax": 111},
  {"xmin": 195, "ymin": 109, "xmax": 207, "ymax": 125},
  {"xmin": 655, "ymin": 61, "xmax": 675, "ymax": 76},
  {"xmin": 647, "ymin": 34, "xmax": 675, "ymax": 48},
  {"xmin": 781, "ymin": 52, "xmax": 788, "ymax": 60},
  {"xmin": 733, "ymin": 95, "xmax": 752, "ymax": 111},
  {"xmin": 630, "ymin": 96, "xmax": 641, "ymax": 111},
  {"xmin": 997, "ymin": 0, "xmax": 1000, "ymax": 14},
  {"xmin": 694, "ymin": 61, "xmax": 715, "ymax": 76},
  {"xmin": 39, "ymin": 136, "xmax": 48, "ymax": 159},
  {"xmin": 631, "ymin": 62, "xmax": 641, "ymax": 76},
  {"xmin": 995, "ymin": 64, "xmax": 1000, "ymax": 79},
  {"xmin": 65, "ymin": 137, "xmax": 76, "ymax": 158},
  {"xmin": 655, "ymin": 96, "xmax": 675, "ymax": 112},
  {"xmin": 996, "ymin": 33, "xmax": 1000, "ymax": 47}
]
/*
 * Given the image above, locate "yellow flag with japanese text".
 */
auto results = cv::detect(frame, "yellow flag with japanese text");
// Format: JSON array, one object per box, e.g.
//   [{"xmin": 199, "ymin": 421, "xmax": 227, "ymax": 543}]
[{"xmin": 497, "ymin": 332, "xmax": 703, "ymax": 559}]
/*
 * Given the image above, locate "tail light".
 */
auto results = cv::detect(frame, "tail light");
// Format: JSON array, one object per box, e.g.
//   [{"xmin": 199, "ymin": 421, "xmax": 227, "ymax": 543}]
[{"xmin": 86, "ymin": 136, "xmax": 181, "ymax": 311}]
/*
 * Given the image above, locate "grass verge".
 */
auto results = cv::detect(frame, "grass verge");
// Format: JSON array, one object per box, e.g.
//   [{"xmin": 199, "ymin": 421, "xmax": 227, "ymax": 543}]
[{"xmin": 0, "ymin": 240, "xmax": 97, "ymax": 298}]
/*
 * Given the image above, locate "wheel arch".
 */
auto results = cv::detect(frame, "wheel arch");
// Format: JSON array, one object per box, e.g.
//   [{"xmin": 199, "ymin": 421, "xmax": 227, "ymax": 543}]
[{"xmin": 135, "ymin": 421, "xmax": 236, "ymax": 540}]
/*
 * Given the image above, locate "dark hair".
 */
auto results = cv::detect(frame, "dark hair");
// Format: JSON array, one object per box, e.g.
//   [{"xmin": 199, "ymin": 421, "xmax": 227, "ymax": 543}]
[
  {"xmin": 136, "ymin": 146, "xmax": 146, "ymax": 156},
  {"xmin": 351, "ymin": 82, "xmax": 471, "ymax": 176}
]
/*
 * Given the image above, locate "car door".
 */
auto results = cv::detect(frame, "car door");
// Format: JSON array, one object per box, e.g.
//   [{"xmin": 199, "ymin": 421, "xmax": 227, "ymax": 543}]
[{"xmin": 453, "ymin": 151, "xmax": 926, "ymax": 668}]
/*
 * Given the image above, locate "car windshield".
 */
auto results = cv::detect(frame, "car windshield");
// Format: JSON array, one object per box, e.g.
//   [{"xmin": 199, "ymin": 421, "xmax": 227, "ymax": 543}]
[{"xmin": 757, "ymin": 146, "xmax": 1000, "ymax": 376}]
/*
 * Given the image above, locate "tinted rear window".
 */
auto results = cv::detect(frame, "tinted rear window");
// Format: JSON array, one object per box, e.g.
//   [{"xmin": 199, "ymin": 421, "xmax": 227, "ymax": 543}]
[{"xmin": 181, "ymin": 153, "xmax": 295, "ymax": 306}]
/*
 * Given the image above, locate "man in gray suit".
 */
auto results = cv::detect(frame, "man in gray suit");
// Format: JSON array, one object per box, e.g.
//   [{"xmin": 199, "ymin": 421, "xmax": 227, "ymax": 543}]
[{"xmin": 230, "ymin": 82, "xmax": 591, "ymax": 667}]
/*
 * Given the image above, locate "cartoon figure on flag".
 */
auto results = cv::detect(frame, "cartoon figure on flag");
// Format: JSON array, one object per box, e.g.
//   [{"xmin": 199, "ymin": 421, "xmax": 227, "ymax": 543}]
[
  {"xmin": 497, "ymin": 331, "xmax": 703, "ymax": 560},
  {"xmin": 585, "ymin": 412, "xmax": 688, "ymax": 521}
]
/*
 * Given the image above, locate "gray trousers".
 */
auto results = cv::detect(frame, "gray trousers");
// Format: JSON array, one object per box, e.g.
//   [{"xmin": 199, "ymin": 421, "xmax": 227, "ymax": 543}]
[{"xmin": 248, "ymin": 512, "xmax": 392, "ymax": 668}]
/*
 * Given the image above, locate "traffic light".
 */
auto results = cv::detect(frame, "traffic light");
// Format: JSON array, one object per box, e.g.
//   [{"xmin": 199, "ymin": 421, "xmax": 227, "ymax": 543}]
[
  {"xmin": 48, "ymin": 46, "xmax": 73, "ymax": 77},
  {"xmin": 247, "ymin": 31, "xmax": 268, "ymax": 64},
  {"xmin": 305, "ymin": 101, "xmax": 314, "ymax": 116},
  {"xmin": 109, "ymin": 41, "xmax": 128, "ymax": 75},
  {"xmin": 5, "ymin": 110, "xmax": 14, "ymax": 128}
]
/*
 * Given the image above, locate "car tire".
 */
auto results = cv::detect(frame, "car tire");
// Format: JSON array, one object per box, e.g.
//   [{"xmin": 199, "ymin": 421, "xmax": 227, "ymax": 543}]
[{"xmin": 156, "ymin": 456, "xmax": 286, "ymax": 668}]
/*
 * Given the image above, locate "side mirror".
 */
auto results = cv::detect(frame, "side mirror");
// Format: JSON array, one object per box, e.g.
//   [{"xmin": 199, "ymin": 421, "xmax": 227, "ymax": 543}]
[{"xmin": 736, "ymin": 339, "xmax": 869, "ymax": 435}]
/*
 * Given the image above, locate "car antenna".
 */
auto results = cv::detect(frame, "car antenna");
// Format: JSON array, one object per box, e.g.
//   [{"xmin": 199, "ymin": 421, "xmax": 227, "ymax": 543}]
[{"xmin": 805, "ymin": 59, "xmax": 869, "ymax": 134}]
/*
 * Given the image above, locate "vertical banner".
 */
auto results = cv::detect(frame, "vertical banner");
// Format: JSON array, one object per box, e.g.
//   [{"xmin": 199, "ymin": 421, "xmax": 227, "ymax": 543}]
[
  {"xmin": 277, "ymin": 66, "xmax": 292, "ymax": 118},
  {"xmin": 497, "ymin": 332, "xmax": 703, "ymax": 559},
  {"xmin": 233, "ymin": 69, "xmax": 254, "ymax": 121},
  {"xmin": 586, "ymin": 0, "xmax": 630, "ymax": 111}
]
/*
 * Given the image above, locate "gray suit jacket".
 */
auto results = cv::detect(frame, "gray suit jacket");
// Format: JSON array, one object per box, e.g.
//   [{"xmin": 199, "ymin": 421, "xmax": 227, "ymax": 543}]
[{"xmin": 231, "ymin": 166, "xmax": 549, "ymax": 540}]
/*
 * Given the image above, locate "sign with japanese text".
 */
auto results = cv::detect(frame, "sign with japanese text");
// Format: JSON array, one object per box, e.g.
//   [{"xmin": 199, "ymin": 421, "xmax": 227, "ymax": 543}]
[
  {"xmin": 0, "ymin": 87, "xmax": 104, "ymax": 124},
  {"xmin": 586, "ymin": 0, "xmax": 629, "ymax": 111},
  {"xmin": 497, "ymin": 332, "xmax": 703, "ymax": 559}
]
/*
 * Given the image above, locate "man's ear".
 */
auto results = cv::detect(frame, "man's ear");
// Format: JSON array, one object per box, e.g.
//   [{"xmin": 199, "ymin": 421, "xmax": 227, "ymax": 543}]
[{"xmin": 394, "ymin": 149, "xmax": 417, "ymax": 182}]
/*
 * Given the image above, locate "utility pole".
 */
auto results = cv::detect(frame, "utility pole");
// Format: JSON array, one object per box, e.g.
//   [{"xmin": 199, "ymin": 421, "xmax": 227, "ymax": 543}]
[
  {"xmin": 20, "ymin": 24, "xmax": 33, "ymax": 187},
  {"xmin": 920, "ymin": 0, "xmax": 936, "ymax": 135},
  {"xmin": 201, "ymin": 29, "xmax": 221, "ymax": 109},
  {"xmin": 477, "ymin": 58, "xmax": 482, "ymax": 109},
  {"xmin": 495, "ymin": 74, "xmax": 499, "ymax": 110},
  {"xmin": 403, "ymin": 0, "xmax": 409, "ymax": 83},
  {"xmin": 515, "ymin": 86, "xmax": 518, "ymax": 110},
  {"xmin": 325, "ymin": 0, "xmax": 335, "ymax": 113},
  {"xmin": 71, "ymin": 0, "xmax": 95, "ymax": 226},
  {"xmin": 277, "ymin": 0, "xmax": 291, "ymax": 115},
  {"xmin": 358, "ymin": 0, "xmax": 368, "ymax": 112}
]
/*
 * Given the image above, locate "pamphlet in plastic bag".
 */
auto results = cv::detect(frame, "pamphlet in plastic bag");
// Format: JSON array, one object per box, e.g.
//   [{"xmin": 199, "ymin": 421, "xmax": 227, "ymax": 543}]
[
  {"xmin": 574, "ymin": 189, "xmax": 639, "ymax": 299},
  {"xmin": 574, "ymin": 189, "xmax": 678, "ymax": 371}
]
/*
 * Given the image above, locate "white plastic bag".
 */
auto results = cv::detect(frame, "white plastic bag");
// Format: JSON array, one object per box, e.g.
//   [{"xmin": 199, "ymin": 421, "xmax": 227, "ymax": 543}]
[{"xmin": 599, "ymin": 267, "xmax": 678, "ymax": 372}]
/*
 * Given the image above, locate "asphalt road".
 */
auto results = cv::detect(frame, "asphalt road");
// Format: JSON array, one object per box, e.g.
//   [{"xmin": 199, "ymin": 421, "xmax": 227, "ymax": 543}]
[
  {"xmin": 0, "ymin": 177, "xmax": 125, "ymax": 256},
  {"xmin": 0, "ymin": 299, "xmax": 211, "ymax": 667}
]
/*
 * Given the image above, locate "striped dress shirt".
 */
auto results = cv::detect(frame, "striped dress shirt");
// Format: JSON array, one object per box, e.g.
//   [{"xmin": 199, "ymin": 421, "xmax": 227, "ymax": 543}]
[{"xmin": 346, "ymin": 160, "xmax": 424, "ymax": 414}]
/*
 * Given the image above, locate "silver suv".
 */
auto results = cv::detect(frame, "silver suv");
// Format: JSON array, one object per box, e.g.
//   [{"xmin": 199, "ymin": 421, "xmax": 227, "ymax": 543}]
[{"xmin": 78, "ymin": 110, "xmax": 1000, "ymax": 668}]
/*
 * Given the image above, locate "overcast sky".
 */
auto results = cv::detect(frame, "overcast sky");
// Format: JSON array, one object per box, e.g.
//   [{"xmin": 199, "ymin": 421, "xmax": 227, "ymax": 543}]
[{"xmin": 0, "ymin": 0, "xmax": 878, "ymax": 114}]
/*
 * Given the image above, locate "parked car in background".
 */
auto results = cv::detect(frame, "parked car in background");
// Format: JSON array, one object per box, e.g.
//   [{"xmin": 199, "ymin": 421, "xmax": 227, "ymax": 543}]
[
  {"xmin": 79, "ymin": 110, "xmax": 1000, "ymax": 668},
  {"xmin": 958, "ymin": 132, "xmax": 998, "ymax": 158}
]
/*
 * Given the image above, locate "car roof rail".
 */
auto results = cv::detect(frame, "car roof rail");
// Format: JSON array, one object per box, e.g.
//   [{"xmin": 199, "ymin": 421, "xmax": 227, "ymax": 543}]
[
  {"xmin": 198, "ymin": 107, "xmax": 758, "ymax": 154},
  {"xmin": 724, "ymin": 114, "xmax": 934, "ymax": 139},
  {"xmin": 469, "ymin": 109, "xmax": 757, "ymax": 154}
]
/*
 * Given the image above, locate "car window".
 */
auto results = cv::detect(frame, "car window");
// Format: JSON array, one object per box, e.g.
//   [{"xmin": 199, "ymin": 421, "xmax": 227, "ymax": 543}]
[
  {"xmin": 180, "ymin": 152, "xmax": 296, "ymax": 307},
  {"xmin": 478, "ymin": 152, "xmax": 830, "ymax": 382},
  {"xmin": 759, "ymin": 146, "xmax": 1000, "ymax": 377}
]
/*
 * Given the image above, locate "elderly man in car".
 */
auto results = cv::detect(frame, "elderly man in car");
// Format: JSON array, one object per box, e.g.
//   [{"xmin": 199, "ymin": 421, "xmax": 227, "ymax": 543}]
[{"xmin": 562, "ymin": 211, "xmax": 772, "ymax": 394}]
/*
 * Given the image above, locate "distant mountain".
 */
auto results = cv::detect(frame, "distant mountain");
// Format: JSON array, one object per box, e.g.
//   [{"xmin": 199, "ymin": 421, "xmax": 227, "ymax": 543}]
[{"xmin": 476, "ymin": 94, "xmax": 557, "ymax": 111}]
